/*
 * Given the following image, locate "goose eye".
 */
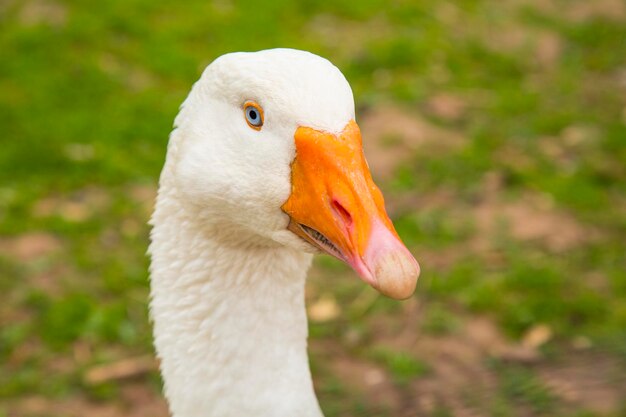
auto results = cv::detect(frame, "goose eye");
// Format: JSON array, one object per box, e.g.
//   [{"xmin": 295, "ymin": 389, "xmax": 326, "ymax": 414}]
[{"xmin": 244, "ymin": 101, "xmax": 264, "ymax": 130}]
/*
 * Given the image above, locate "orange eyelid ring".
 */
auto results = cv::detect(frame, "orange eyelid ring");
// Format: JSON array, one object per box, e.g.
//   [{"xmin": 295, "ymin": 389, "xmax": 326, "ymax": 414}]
[
  {"xmin": 243, "ymin": 100, "xmax": 264, "ymax": 130},
  {"xmin": 281, "ymin": 120, "xmax": 420, "ymax": 300}
]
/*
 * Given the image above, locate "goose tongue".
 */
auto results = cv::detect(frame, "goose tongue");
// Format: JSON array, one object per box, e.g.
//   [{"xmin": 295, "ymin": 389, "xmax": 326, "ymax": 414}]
[{"xmin": 282, "ymin": 120, "xmax": 420, "ymax": 300}]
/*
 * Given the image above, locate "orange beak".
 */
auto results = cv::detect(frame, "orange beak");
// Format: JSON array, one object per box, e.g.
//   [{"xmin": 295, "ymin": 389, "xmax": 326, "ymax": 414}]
[{"xmin": 281, "ymin": 120, "xmax": 420, "ymax": 300}]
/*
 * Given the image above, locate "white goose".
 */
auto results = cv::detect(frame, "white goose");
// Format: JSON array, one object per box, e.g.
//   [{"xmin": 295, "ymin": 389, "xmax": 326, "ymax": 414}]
[{"xmin": 149, "ymin": 48, "xmax": 420, "ymax": 417}]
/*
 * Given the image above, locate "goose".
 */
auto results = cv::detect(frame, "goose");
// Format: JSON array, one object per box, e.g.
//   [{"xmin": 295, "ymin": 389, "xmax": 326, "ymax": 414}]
[{"xmin": 149, "ymin": 48, "xmax": 420, "ymax": 417}]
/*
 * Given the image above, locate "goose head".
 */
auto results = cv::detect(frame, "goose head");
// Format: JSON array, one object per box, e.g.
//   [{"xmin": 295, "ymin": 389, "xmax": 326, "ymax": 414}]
[{"xmin": 169, "ymin": 48, "xmax": 419, "ymax": 299}]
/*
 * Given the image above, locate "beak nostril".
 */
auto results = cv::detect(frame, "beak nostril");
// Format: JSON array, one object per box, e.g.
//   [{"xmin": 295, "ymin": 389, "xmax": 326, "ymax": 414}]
[{"xmin": 331, "ymin": 199, "xmax": 353, "ymax": 228}]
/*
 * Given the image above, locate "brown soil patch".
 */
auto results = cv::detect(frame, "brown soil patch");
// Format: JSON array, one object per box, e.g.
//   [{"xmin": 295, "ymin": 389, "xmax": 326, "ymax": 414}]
[
  {"xmin": 369, "ymin": 310, "xmax": 543, "ymax": 415},
  {"xmin": 9, "ymin": 383, "xmax": 168, "ymax": 417},
  {"xmin": 510, "ymin": 0, "xmax": 626, "ymax": 22},
  {"xmin": 359, "ymin": 104, "xmax": 465, "ymax": 180},
  {"xmin": 481, "ymin": 22, "xmax": 563, "ymax": 68},
  {"xmin": 565, "ymin": 0, "xmax": 626, "ymax": 22},
  {"xmin": 385, "ymin": 186, "xmax": 457, "ymax": 218},
  {"xmin": 18, "ymin": 0, "xmax": 66, "ymax": 27},
  {"xmin": 128, "ymin": 183, "xmax": 157, "ymax": 219},
  {"xmin": 332, "ymin": 354, "xmax": 402, "ymax": 411},
  {"xmin": 426, "ymin": 93, "xmax": 468, "ymax": 122},
  {"xmin": 534, "ymin": 31, "xmax": 563, "ymax": 68},
  {"xmin": 386, "ymin": 180, "xmax": 594, "ymax": 256},
  {"xmin": 32, "ymin": 187, "xmax": 111, "ymax": 222},
  {"xmin": 306, "ymin": 14, "xmax": 393, "ymax": 63},
  {"xmin": 0, "ymin": 232, "xmax": 62, "ymax": 262},
  {"xmin": 537, "ymin": 353, "xmax": 626, "ymax": 414},
  {"xmin": 473, "ymin": 192, "xmax": 592, "ymax": 252},
  {"xmin": 472, "ymin": 171, "xmax": 595, "ymax": 251},
  {"xmin": 312, "ymin": 296, "xmax": 625, "ymax": 416}
]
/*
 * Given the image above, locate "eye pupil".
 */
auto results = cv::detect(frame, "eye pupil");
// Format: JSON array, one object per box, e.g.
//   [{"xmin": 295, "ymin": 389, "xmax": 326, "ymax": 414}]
[{"xmin": 243, "ymin": 101, "xmax": 263, "ymax": 129}]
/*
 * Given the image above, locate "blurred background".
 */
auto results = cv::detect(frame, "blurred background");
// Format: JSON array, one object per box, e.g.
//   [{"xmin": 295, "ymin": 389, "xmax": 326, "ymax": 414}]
[{"xmin": 1, "ymin": 0, "xmax": 625, "ymax": 416}]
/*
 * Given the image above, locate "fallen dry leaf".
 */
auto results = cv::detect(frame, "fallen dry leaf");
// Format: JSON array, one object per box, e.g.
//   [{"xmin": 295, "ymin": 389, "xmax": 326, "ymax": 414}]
[
  {"xmin": 84, "ymin": 356, "xmax": 157, "ymax": 385},
  {"xmin": 522, "ymin": 324, "xmax": 553, "ymax": 349},
  {"xmin": 308, "ymin": 295, "xmax": 341, "ymax": 322}
]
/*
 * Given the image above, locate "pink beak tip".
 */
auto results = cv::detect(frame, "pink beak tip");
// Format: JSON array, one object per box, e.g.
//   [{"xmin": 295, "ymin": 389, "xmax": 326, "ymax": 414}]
[
  {"xmin": 359, "ymin": 221, "xmax": 421, "ymax": 300},
  {"xmin": 370, "ymin": 249, "xmax": 420, "ymax": 300}
]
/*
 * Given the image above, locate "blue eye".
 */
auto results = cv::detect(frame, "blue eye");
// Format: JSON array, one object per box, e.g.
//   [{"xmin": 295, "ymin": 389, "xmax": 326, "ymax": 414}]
[{"xmin": 244, "ymin": 101, "xmax": 264, "ymax": 130}]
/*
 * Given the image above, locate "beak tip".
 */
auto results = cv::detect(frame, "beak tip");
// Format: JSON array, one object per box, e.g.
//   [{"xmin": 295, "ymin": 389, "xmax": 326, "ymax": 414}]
[{"xmin": 371, "ymin": 250, "xmax": 420, "ymax": 300}]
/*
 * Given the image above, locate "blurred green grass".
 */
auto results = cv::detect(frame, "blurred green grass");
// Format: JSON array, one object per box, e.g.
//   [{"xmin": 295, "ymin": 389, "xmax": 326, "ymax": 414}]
[{"xmin": 1, "ymin": 0, "xmax": 625, "ymax": 416}]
